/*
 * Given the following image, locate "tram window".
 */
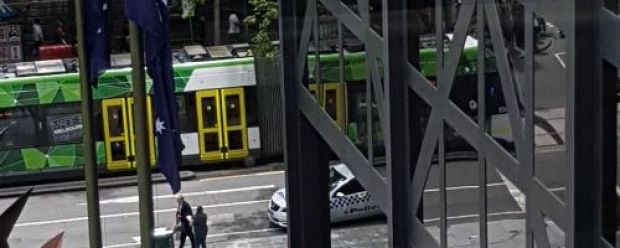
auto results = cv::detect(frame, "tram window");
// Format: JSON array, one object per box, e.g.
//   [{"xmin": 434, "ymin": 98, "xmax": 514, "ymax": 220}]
[
  {"xmin": 46, "ymin": 103, "xmax": 81, "ymax": 115},
  {"xmin": 345, "ymin": 82, "xmax": 385, "ymax": 155},
  {"xmin": 110, "ymin": 141, "xmax": 127, "ymax": 161},
  {"xmin": 325, "ymin": 89, "xmax": 338, "ymax": 120},
  {"xmin": 107, "ymin": 106, "xmax": 125, "ymax": 137},
  {"xmin": 244, "ymin": 88, "xmax": 258, "ymax": 126},
  {"xmin": 346, "ymin": 83, "xmax": 367, "ymax": 145},
  {"xmin": 204, "ymin": 133, "xmax": 219, "ymax": 152},
  {"xmin": 0, "ymin": 107, "xmax": 38, "ymax": 149},
  {"xmin": 93, "ymin": 103, "xmax": 105, "ymax": 141},
  {"xmin": 225, "ymin": 95, "xmax": 241, "ymax": 126},
  {"xmin": 201, "ymin": 97, "xmax": 218, "ymax": 128},
  {"xmin": 177, "ymin": 95, "xmax": 197, "ymax": 132},
  {"xmin": 228, "ymin": 130, "xmax": 243, "ymax": 150}
]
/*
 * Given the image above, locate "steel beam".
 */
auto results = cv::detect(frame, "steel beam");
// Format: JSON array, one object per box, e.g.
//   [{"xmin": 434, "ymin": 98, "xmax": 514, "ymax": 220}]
[
  {"xmin": 382, "ymin": 0, "xmax": 411, "ymax": 246},
  {"xmin": 280, "ymin": 0, "xmax": 331, "ymax": 246},
  {"xmin": 128, "ymin": 22, "xmax": 155, "ymax": 248},
  {"xmin": 476, "ymin": 3, "xmax": 488, "ymax": 247},
  {"xmin": 74, "ymin": 0, "xmax": 102, "ymax": 246},
  {"xmin": 566, "ymin": 0, "xmax": 597, "ymax": 246},
  {"xmin": 523, "ymin": 2, "xmax": 535, "ymax": 247},
  {"xmin": 597, "ymin": 60, "xmax": 617, "ymax": 245}
]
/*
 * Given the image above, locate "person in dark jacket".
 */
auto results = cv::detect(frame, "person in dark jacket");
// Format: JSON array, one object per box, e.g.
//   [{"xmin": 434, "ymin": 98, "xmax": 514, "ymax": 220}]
[
  {"xmin": 193, "ymin": 205, "xmax": 208, "ymax": 248},
  {"xmin": 176, "ymin": 194, "xmax": 195, "ymax": 248}
]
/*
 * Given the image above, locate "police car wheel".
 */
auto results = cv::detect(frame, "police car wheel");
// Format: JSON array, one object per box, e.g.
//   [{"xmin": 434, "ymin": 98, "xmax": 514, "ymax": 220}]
[{"xmin": 268, "ymin": 221, "xmax": 279, "ymax": 229}]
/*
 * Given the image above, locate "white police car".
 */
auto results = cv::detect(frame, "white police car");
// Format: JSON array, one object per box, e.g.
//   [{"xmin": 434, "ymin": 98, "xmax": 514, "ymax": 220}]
[{"xmin": 267, "ymin": 163, "xmax": 382, "ymax": 228}]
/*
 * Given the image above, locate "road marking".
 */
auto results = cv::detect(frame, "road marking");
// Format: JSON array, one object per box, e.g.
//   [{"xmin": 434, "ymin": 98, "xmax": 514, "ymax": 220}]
[
  {"xmin": 498, "ymin": 172, "xmax": 525, "ymax": 211},
  {"xmin": 17, "ymin": 200, "xmax": 270, "ymax": 228},
  {"xmin": 535, "ymin": 147, "xmax": 566, "ymax": 153},
  {"xmin": 78, "ymin": 185, "xmax": 277, "ymax": 205},
  {"xmin": 554, "ymin": 52, "xmax": 566, "ymax": 68},
  {"xmin": 423, "ymin": 210, "xmax": 524, "ymax": 223},
  {"xmin": 550, "ymin": 187, "xmax": 565, "ymax": 192},
  {"xmin": 200, "ymin": 171, "xmax": 285, "ymax": 182},
  {"xmin": 103, "ymin": 243, "xmax": 140, "ymax": 248},
  {"xmin": 423, "ymin": 182, "xmax": 505, "ymax": 193},
  {"xmin": 206, "ymin": 228, "xmax": 281, "ymax": 239}
]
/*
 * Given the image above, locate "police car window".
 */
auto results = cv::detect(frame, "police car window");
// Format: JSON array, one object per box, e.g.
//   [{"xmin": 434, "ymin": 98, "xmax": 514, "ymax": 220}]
[
  {"xmin": 339, "ymin": 179, "xmax": 365, "ymax": 195},
  {"xmin": 329, "ymin": 168, "xmax": 346, "ymax": 192}
]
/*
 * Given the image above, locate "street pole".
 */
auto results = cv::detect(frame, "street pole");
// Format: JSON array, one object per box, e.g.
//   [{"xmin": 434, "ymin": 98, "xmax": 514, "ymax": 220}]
[
  {"xmin": 74, "ymin": 0, "xmax": 103, "ymax": 247},
  {"xmin": 128, "ymin": 21, "xmax": 155, "ymax": 248},
  {"xmin": 214, "ymin": 0, "xmax": 221, "ymax": 44}
]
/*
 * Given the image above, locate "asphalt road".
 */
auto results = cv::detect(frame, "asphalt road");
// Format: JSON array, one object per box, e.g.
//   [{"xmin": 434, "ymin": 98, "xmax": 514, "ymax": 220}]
[{"xmin": 0, "ymin": 158, "xmax": 533, "ymax": 248}]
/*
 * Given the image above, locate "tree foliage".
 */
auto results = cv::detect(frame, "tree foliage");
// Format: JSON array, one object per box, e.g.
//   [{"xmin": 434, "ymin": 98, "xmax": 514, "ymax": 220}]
[{"xmin": 244, "ymin": 0, "xmax": 278, "ymax": 58}]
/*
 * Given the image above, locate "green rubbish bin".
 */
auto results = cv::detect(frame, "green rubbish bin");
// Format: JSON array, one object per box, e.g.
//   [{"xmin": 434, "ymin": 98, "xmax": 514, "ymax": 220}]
[{"xmin": 153, "ymin": 228, "xmax": 174, "ymax": 248}]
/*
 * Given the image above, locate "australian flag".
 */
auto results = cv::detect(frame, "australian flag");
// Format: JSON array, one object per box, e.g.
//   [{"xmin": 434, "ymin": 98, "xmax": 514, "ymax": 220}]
[
  {"xmin": 125, "ymin": 0, "xmax": 184, "ymax": 193},
  {"xmin": 84, "ymin": 0, "xmax": 110, "ymax": 86}
]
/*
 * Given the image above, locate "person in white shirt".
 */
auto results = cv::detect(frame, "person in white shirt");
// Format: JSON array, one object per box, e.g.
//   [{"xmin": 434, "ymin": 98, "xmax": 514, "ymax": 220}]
[
  {"xmin": 32, "ymin": 19, "xmax": 43, "ymax": 57},
  {"xmin": 228, "ymin": 13, "xmax": 240, "ymax": 43}
]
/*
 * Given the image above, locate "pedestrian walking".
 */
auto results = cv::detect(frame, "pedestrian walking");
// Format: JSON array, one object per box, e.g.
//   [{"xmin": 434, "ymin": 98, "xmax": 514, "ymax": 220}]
[
  {"xmin": 176, "ymin": 194, "xmax": 196, "ymax": 248},
  {"xmin": 193, "ymin": 206, "xmax": 208, "ymax": 248}
]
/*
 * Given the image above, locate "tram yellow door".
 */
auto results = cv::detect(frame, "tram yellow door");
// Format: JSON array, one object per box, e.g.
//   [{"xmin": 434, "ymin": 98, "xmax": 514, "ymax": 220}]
[
  {"xmin": 196, "ymin": 90, "xmax": 224, "ymax": 161},
  {"xmin": 127, "ymin": 97, "xmax": 157, "ymax": 166},
  {"xmin": 102, "ymin": 98, "xmax": 156, "ymax": 171},
  {"xmin": 221, "ymin": 88, "xmax": 248, "ymax": 159},
  {"xmin": 323, "ymin": 83, "xmax": 345, "ymax": 129},
  {"xmin": 195, "ymin": 88, "xmax": 248, "ymax": 162},
  {"xmin": 308, "ymin": 82, "xmax": 345, "ymax": 129},
  {"xmin": 102, "ymin": 98, "xmax": 132, "ymax": 171}
]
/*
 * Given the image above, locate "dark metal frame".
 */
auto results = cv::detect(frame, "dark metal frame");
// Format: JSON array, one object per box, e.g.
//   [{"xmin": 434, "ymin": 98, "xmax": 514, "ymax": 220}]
[{"xmin": 279, "ymin": 0, "xmax": 609, "ymax": 246}]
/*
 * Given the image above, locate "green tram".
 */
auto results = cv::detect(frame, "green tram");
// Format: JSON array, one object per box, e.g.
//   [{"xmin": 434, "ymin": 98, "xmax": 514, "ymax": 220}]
[
  {"xmin": 305, "ymin": 35, "xmax": 506, "ymax": 157},
  {"xmin": 0, "ymin": 54, "xmax": 263, "ymax": 185},
  {"xmin": 0, "ymin": 35, "xmax": 505, "ymax": 185}
]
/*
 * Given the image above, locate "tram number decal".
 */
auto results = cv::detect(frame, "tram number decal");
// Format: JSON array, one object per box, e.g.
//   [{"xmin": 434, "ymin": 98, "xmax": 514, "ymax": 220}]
[{"xmin": 48, "ymin": 114, "xmax": 83, "ymax": 143}]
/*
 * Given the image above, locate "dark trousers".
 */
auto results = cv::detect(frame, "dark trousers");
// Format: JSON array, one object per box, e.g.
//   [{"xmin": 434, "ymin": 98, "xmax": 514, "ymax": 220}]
[
  {"xmin": 179, "ymin": 230, "xmax": 195, "ymax": 248},
  {"xmin": 195, "ymin": 236, "xmax": 206, "ymax": 248}
]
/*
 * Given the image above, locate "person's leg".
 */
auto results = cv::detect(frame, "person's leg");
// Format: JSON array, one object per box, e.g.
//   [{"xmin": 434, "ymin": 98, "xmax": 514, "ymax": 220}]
[
  {"xmin": 187, "ymin": 230, "xmax": 196, "ymax": 248},
  {"xmin": 200, "ymin": 237, "xmax": 207, "ymax": 248},
  {"xmin": 194, "ymin": 237, "xmax": 204, "ymax": 248},
  {"xmin": 193, "ymin": 235, "xmax": 201, "ymax": 248},
  {"xmin": 179, "ymin": 231, "xmax": 187, "ymax": 248}
]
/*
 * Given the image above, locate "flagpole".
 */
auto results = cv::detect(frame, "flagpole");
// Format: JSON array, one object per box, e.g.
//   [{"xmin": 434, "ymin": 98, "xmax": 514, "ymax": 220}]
[
  {"xmin": 74, "ymin": 0, "xmax": 103, "ymax": 247},
  {"xmin": 128, "ymin": 21, "xmax": 155, "ymax": 248}
]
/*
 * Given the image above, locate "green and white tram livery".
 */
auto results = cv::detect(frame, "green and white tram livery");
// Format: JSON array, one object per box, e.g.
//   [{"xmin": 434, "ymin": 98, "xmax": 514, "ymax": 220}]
[{"xmin": 0, "ymin": 57, "xmax": 261, "ymax": 183}]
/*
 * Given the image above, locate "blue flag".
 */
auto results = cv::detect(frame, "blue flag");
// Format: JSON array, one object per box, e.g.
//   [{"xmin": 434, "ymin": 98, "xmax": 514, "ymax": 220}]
[
  {"xmin": 125, "ymin": 0, "xmax": 184, "ymax": 193},
  {"xmin": 0, "ymin": 0, "xmax": 14, "ymax": 20},
  {"xmin": 84, "ymin": 0, "xmax": 110, "ymax": 86}
]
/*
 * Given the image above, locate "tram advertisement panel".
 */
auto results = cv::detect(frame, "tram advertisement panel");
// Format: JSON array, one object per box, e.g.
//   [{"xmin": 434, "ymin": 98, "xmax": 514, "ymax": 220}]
[{"xmin": 47, "ymin": 114, "xmax": 83, "ymax": 144}]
